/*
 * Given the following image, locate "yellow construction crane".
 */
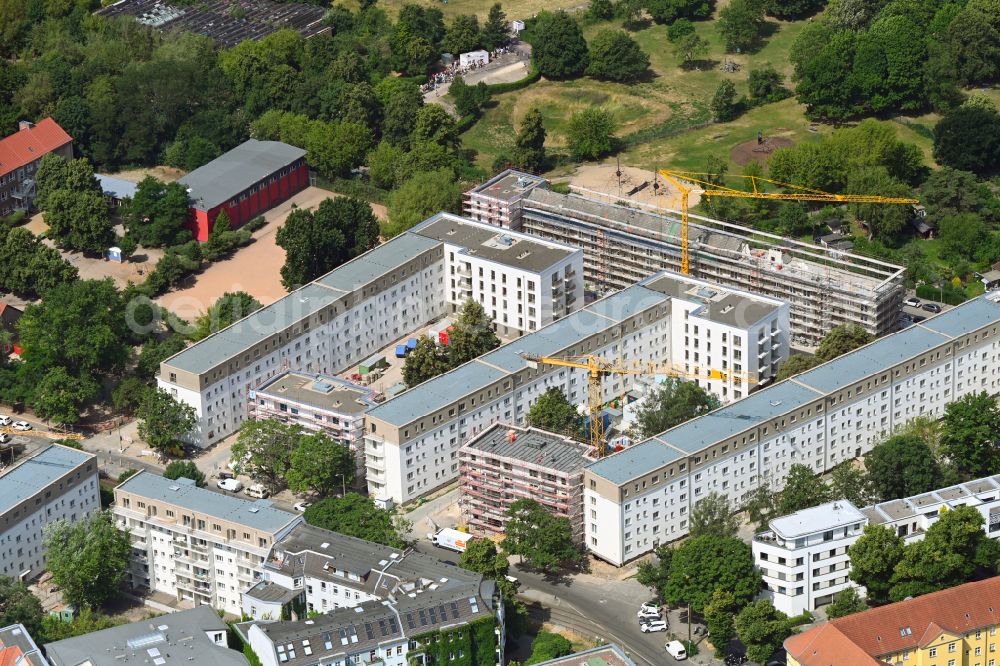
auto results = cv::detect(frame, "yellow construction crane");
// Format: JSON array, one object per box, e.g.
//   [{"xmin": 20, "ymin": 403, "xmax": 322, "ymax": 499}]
[
  {"xmin": 521, "ymin": 353, "xmax": 754, "ymax": 457},
  {"xmin": 657, "ymin": 170, "xmax": 920, "ymax": 275}
]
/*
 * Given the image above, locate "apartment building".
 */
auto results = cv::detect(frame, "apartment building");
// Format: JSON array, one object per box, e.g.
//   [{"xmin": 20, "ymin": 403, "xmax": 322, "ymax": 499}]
[
  {"xmin": 583, "ymin": 292, "xmax": 1000, "ymax": 566},
  {"xmin": 754, "ymin": 474, "xmax": 1000, "ymax": 615},
  {"xmin": 250, "ymin": 371, "xmax": 378, "ymax": 482},
  {"xmin": 464, "ymin": 170, "xmax": 905, "ymax": 347},
  {"xmin": 44, "ymin": 606, "xmax": 247, "ymax": 666},
  {"xmin": 364, "ymin": 270, "xmax": 787, "ymax": 505},
  {"xmin": 459, "ymin": 424, "xmax": 592, "ymax": 542},
  {"xmin": 158, "ymin": 213, "xmax": 583, "ymax": 449},
  {"xmin": 784, "ymin": 577, "xmax": 1000, "ymax": 666},
  {"xmin": 113, "ymin": 472, "xmax": 302, "ymax": 615},
  {"xmin": 239, "ymin": 523, "xmax": 503, "ymax": 666},
  {"xmin": 0, "ymin": 118, "xmax": 72, "ymax": 216},
  {"xmin": 0, "ymin": 444, "xmax": 99, "ymax": 581}
]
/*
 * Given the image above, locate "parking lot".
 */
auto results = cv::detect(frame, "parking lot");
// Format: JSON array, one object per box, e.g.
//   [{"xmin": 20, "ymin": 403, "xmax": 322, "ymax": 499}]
[{"xmin": 898, "ymin": 290, "xmax": 954, "ymax": 329}]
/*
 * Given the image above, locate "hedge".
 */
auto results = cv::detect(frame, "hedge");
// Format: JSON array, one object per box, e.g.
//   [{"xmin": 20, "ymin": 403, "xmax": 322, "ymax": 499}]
[
  {"xmin": 916, "ymin": 283, "xmax": 967, "ymax": 305},
  {"xmin": 485, "ymin": 67, "xmax": 541, "ymax": 95}
]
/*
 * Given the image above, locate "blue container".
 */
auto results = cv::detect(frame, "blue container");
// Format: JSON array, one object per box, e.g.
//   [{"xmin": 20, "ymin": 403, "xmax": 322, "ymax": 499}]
[
  {"xmin": 395, "ymin": 345, "xmax": 407, "ymax": 358},
  {"xmin": 406, "ymin": 338, "xmax": 418, "ymax": 350}
]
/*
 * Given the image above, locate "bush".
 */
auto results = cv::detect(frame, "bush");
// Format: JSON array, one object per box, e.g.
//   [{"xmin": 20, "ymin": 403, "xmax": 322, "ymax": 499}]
[
  {"xmin": 915, "ymin": 283, "xmax": 966, "ymax": 305},
  {"xmin": 485, "ymin": 67, "xmax": 541, "ymax": 94},
  {"xmin": 244, "ymin": 216, "xmax": 268, "ymax": 232}
]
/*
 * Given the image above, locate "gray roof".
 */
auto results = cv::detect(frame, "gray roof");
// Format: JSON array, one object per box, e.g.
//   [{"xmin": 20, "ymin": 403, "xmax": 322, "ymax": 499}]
[
  {"xmin": 410, "ymin": 213, "xmax": 576, "ymax": 273},
  {"xmin": 769, "ymin": 500, "xmax": 865, "ymax": 539},
  {"xmin": 316, "ymin": 233, "xmax": 440, "ymax": 292},
  {"xmin": 244, "ymin": 580, "xmax": 303, "ymax": 604},
  {"xmin": 95, "ymin": 174, "xmax": 138, "ymax": 200},
  {"xmin": 254, "ymin": 371, "xmax": 376, "ymax": 415},
  {"xmin": 44, "ymin": 606, "xmax": 247, "ymax": 666},
  {"xmin": 529, "ymin": 644, "xmax": 637, "ymax": 666},
  {"xmin": 0, "ymin": 624, "xmax": 46, "ymax": 665},
  {"xmin": 116, "ymin": 471, "xmax": 299, "ymax": 534},
  {"xmin": 0, "ymin": 445, "xmax": 94, "ymax": 517},
  {"xmin": 463, "ymin": 424, "xmax": 588, "ymax": 474},
  {"xmin": 468, "ymin": 170, "xmax": 546, "ymax": 202},
  {"xmin": 861, "ymin": 474, "xmax": 1000, "ymax": 526},
  {"xmin": 640, "ymin": 272, "xmax": 779, "ymax": 327},
  {"xmin": 587, "ymin": 295, "xmax": 1000, "ymax": 484},
  {"xmin": 179, "ymin": 139, "xmax": 306, "ymax": 211}
]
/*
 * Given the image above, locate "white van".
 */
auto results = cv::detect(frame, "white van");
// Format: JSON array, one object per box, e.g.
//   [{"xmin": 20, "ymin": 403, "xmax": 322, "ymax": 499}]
[
  {"xmin": 245, "ymin": 483, "xmax": 270, "ymax": 498},
  {"xmin": 217, "ymin": 478, "xmax": 243, "ymax": 492},
  {"xmin": 665, "ymin": 640, "xmax": 687, "ymax": 660}
]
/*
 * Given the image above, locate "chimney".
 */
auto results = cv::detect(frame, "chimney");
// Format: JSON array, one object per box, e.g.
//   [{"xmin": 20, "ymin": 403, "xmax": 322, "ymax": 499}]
[{"xmin": 18, "ymin": 120, "xmax": 34, "ymax": 131}]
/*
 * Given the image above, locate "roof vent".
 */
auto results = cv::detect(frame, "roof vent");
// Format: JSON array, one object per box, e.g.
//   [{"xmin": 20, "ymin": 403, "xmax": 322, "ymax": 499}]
[
  {"xmin": 321, "ymin": 542, "xmax": 330, "ymax": 549},
  {"xmin": 249, "ymin": 507, "xmax": 259, "ymax": 513},
  {"xmin": 169, "ymin": 485, "xmax": 181, "ymax": 491}
]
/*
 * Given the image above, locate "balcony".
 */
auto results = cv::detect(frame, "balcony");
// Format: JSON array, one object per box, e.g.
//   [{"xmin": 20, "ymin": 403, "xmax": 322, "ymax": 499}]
[{"xmin": 366, "ymin": 457, "xmax": 385, "ymax": 472}]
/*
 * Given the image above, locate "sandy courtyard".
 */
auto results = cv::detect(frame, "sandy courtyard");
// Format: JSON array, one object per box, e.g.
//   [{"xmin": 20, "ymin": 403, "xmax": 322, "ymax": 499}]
[
  {"xmin": 157, "ymin": 187, "xmax": 387, "ymax": 322},
  {"xmin": 564, "ymin": 164, "xmax": 703, "ymax": 211}
]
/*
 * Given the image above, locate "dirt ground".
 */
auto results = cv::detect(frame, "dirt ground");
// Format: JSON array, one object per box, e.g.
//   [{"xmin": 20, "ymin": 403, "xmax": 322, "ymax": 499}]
[
  {"xmin": 563, "ymin": 163, "xmax": 703, "ymax": 211},
  {"xmin": 730, "ymin": 135, "xmax": 795, "ymax": 166},
  {"xmin": 107, "ymin": 166, "xmax": 186, "ymax": 183},
  {"xmin": 156, "ymin": 187, "xmax": 387, "ymax": 321}
]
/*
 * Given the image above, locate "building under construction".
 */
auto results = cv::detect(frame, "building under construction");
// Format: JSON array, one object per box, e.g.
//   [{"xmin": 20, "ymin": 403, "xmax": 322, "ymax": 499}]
[{"xmin": 464, "ymin": 170, "xmax": 906, "ymax": 347}]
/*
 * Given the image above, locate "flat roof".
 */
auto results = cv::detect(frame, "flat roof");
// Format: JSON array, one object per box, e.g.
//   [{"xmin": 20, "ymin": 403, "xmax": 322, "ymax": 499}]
[
  {"xmin": 0, "ymin": 445, "xmax": 94, "ymax": 517},
  {"xmin": 410, "ymin": 213, "xmax": 576, "ymax": 273},
  {"xmin": 96, "ymin": 174, "xmax": 138, "ymax": 200},
  {"xmin": 116, "ymin": 471, "xmax": 299, "ymax": 534},
  {"xmin": 467, "ymin": 170, "xmax": 546, "ymax": 202},
  {"xmin": 255, "ymin": 371, "xmax": 376, "ymax": 415},
  {"xmin": 641, "ymin": 272, "xmax": 779, "ymax": 326},
  {"xmin": 179, "ymin": 139, "xmax": 306, "ymax": 211},
  {"xmin": 862, "ymin": 474, "xmax": 1000, "ymax": 525},
  {"xmin": 530, "ymin": 644, "xmax": 636, "ymax": 666},
  {"xmin": 464, "ymin": 424, "xmax": 589, "ymax": 474},
  {"xmin": 585, "ymin": 439, "xmax": 681, "ymax": 485},
  {"xmin": 770, "ymin": 501, "xmax": 866, "ymax": 539},
  {"xmin": 316, "ymin": 233, "xmax": 440, "ymax": 292}
]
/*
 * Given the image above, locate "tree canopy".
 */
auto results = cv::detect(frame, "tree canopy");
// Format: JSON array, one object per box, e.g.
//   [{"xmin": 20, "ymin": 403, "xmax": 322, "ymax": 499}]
[
  {"xmin": 776, "ymin": 463, "xmax": 832, "ymax": 515},
  {"xmin": 192, "ymin": 292, "xmax": 262, "ymax": 340},
  {"xmin": 939, "ymin": 392, "xmax": 1000, "ymax": 477},
  {"xmin": 735, "ymin": 600, "xmax": 794, "ymax": 664},
  {"xmin": 663, "ymin": 535, "xmax": 760, "ymax": 614},
  {"xmin": 385, "ymin": 169, "xmax": 464, "ymax": 238},
  {"xmin": 826, "ymin": 587, "xmax": 867, "ymax": 619},
  {"xmin": 528, "ymin": 11, "xmax": 589, "ymax": 79},
  {"xmin": 566, "ymin": 109, "xmax": 616, "ymax": 161},
  {"xmin": 865, "ymin": 434, "xmax": 940, "ymax": 501},
  {"xmin": 634, "ymin": 378, "xmax": 721, "ymax": 439},
  {"xmin": 527, "ymin": 388, "xmax": 579, "ymax": 433},
  {"xmin": 0, "ymin": 577, "xmax": 44, "ymax": 637},
  {"xmin": 689, "ymin": 492, "xmax": 739, "ymax": 538},
  {"xmin": 44, "ymin": 512, "xmax": 131, "ymax": 609},
  {"xmin": 847, "ymin": 524, "xmax": 905, "ymax": 605},
  {"xmin": 586, "ymin": 30, "xmax": 649, "ymax": 83},
  {"xmin": 137, "ymin": 389, "xmax": 197, "ymax": 455},
  {"xmin": 504, "ymin": 498, "xmax": 582, "ymax": 571},
  {"xmin": 163, "ymin": 460, "xmax": 206, "ymax": 486},
  {"xmin": 303, "ymin": 493, "xmax": 410, "ymax": 548},
  {"xmin": 230, "ymin": 420, "xmax": 299, "ymax": 491},
  {"xmin": 287, "ymin": 432, "xmax": 356, "ymax": 497}
]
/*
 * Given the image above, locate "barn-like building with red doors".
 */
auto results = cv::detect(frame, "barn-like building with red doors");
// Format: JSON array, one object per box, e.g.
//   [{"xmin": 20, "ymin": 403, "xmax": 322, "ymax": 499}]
[{"xmin": 179, "ymin": 139, "xmax": 308, "ymax": 241}]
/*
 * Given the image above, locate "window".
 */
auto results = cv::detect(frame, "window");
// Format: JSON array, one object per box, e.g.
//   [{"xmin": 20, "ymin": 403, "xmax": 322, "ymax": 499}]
[{"xmin": 930, "ymin": 648, "xmax": 938, "ymax": 657}]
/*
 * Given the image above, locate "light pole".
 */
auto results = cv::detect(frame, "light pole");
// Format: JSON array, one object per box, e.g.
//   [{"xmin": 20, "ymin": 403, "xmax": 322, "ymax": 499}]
[{"xmin": 337, "ymin": 473, "xmax": 347, "ymax": 496}]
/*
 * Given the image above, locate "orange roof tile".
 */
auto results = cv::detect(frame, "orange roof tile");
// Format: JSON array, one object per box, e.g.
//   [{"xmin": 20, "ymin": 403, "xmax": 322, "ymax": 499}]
[
  {"xmin": 0, "ymin": 118, "xmax": 72, "ymax": 176},
  {"xmin": 785, "ymin": 578, "xmax": 1000, "ymax": 666},
  {"xmin": 0, "ymin": 645, "xmax": 24, "ymax": 666}
]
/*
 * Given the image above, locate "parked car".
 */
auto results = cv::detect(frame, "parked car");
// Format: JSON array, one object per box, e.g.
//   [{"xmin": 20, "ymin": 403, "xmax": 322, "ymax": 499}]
[
  {"xmin": 245, "ymin": 483, "xmax": 270, "ymax": 499},
  {"xmin": 904, "ymin": 297, "xmax": 921, "ymax": 307},
  {"xmin": 922, "ymin": 303, "xmax": 942, "ymax": 313},
  {"xmin": 665, "ymin": 640, "xmax": 688, "ymax": 660},
  {"xmin": 0, "ymin": 415, "xmax": 11, "ymax": 426},
  {"xmin": 0, "ymin": 434, "xmax": 10, "ymax": 444},
  {"xmin": 294, "ymin": 501, "xmax": 311, "ymax": 512},
  {"xmin": 12, "ymin": 421, "xmax": 31, "ymax": 431},
  {"xmin": 640, "ymin": 620, "xmax": 667, "ymax": 633},
  {"xmin": 912, "ymin": 315, "xmax": 927, "ymax": 323},
  {"xmin": 639, "ymin": 601, "xmax": 662, "ymax": 615},
  {"xmin": 217, "ymin": 471, "xmax": 234, "ymax": 481},
  {"xmin": 217, "ymin": 478, "xmax": 243, "ymax": 492},
  {"xmin": 637, "ymin": 607, "xmax": 661, "ymax": 619}
]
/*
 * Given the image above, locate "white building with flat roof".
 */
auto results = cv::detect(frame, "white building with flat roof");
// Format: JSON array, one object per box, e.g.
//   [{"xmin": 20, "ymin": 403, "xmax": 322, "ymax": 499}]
[
  {"xmin": 158, "ymin": 214, "xmax": 584, "ymax": 451},
  {"xmin": 0, "ymin": 444, "xmax": 99, "ymax": 582},
  {"xmin": 753, "ymin": 474, "xmax": 1000, "ymax": 615},
  {"xmin": 584, "ymin": 292, "xmax": 1000, "ymax": 567}
]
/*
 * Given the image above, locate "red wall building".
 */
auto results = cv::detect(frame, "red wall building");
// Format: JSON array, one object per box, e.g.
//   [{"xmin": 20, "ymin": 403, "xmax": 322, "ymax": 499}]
[{"xmin": 179, "ymin": 139, "xmax": 309, "ymax": 241}]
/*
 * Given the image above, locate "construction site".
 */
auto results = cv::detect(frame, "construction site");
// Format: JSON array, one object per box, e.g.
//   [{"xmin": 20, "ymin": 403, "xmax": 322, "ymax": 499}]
[{"xmin": 464, "ymin": 169, "xmax": 907, "ymax": 348}]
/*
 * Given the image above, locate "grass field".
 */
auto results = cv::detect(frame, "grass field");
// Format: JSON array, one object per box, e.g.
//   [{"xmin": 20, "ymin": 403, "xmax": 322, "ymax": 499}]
[{"xmin": 371, "ymin": 0, "xmax": 585, "ymax": 20}]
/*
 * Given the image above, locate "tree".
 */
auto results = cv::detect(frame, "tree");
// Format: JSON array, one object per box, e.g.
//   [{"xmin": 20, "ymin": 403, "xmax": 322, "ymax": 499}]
[
  {"xmin": 513, "ymin": 108, "xmax": 546, "ymax": 173},
  {"xmin": 403, "ymin": 336, "xmax": 449, "ymax": 387},
  {"xmin": 663, "ymin": 535, "xmax": 760, "ymax": 614},
  {"xmin": 673, "ymin": 32, "xmax": 709, "ymax": 66},
  {"xmin": 136, "ymin": 334, "xmax": 188, "ymax": 380},
  {"xmin": 933, "ymin": 106, "xmax": 1000, "ymax": 176},
  {"xmin": 137, "ymin": 389, "xmax": 197, "ymax": 455},
  {"xmin": 529, "ymin": 11, "xmax": 589, "ymax": 79},
  {"xmin": 567, "ymin": 108, "xmax": 616, "ymax": 161},
  {"xmin": 830, "ymin": 462, "xmax": 875, "ymax": 507},
  {"xmin": 303, "ymin": 493, "xmax": 410, "ymax": 548},
  {"xmin": 192, "ymin": 292, "xmax": 262, "ymax": 341},
  {"xmin": 689, "ymin": 492, "xmax": 739, "ymax": 538},
  {"xmin": 504, "ymin": 498, "xmax": 582, "ymax": 571},
  {"xmin": 717, "ymin": 0, "xmax": 767, "ymax": 53},
  {"xmin": 231, "ymin": 420, "xmax": 299, "ymax": 491},
  {"xmin": 202, "ymin": 210, "xmax": 244, "ymax": 261},
  {"xmin": 412, "ymin": 105, "xmax": 461, "ymax": 151},
  {"xmin": 0, "ymin": 228, "xmax": 77, "ymax": 299},
  {"xmin": 920, "ymin": 168, "xmax": 999, "ymax": 226},
  {"xmin": 43, "ymin": 189, "xmax": 114, "ymax": 254},
  {"xmin": 385, "ymin": 169, "xmax": 464, "ymax": 238},
  {"xmin": 710, "ymin": 80, "xmax": 740, "ymax": 122},
  {"xmin": 939, "ymin": 213, "xmax": 988, "ymax": 264},
  {"xmin": 889, "ymin": 506, "xmax": 1000, "ymax": 601},
  {"xmin": 775, "ymin": 355, "xmax": 819, "ymax": 381},
  {"xmin": 636, "ymin": 544, "xmax": 672, "ymax": 596},
  {"xmin": 0, "ymin": 577, "xmax": 44, "ymax": 637},
  {"xmin": 44, "ymin": 511, "xmax": 130, "ymax": 609},
  {"xmin": 450, "ymin": 77, "xmax": 491, "ymax": 117},
  {"xmin": 34, "ymin": 154, "xmax": 103, "ymax": 210},
  {"xmin": 704, "ymin": 588, "xmax": 737, "ymax": 657},
  {"xmin": 815, "ymin": 324, "xmax": 872, "ymax": 362},
  {"xmin": 948, "ymin": 6, "xmax": 1000, "ymax": 85},
  {"xmin": 940, "ymin": 392, "xmax": 1000, "ymax": 477},
  {"xmin": 527, "ymin": 388, "xmax": 579, "ymax": 432},
  {"xmin": 449, "ymin": 299, "xmax": 502, "ymax": 366},
  {"xmin": 588, "ymin": 0, "xmax": 614, "ymax": 20},
  {"xmin": 865, "ymin": 434, "xmax": 940, "ymax": 501},
  {"xmin": 277, "ymin": 196, "xmax": 379, "ymax": 289},
  {"xmin": 459, "ymin": 538, "xmax": 513, "ymax": 596},
  {"xmin": 764, "ymin": 0, "xmax": 823, "ymax": 17},
  {"xmin": 287, "ymin": 432, "xmax": 356, "ymax": 496},
  {"xmin": 747, "ymin": 66, "xmax": 788, "ymax": 104},
  {"xmin": 163, "ymin": 460, "xmax": 206, "ymax": 486},
  {"xmin": 793, "ymin": 31, "xmax": 861, "ymax": 121},
  {"xmin": 645, "ymin": 0, "xmax": 714, "ymax": 23},
  {"xmin": 443, "ymin": 14, "xmax": 481, "ymax": 55},
  {"xmin": 586, "ymin": 30, "xmax": 649, "ymax": 83},
  {"xmin": 847, "ymin": 524, "xmax": 905, "ymax": 605},
  {"xmin": 635, "ymin": 378, "xmax": 720, "ymax": 439},
  {"xmin": 666, "ymin": 18, "xmax": 695, "ymax": 42},
  {"xmin": 734, "ymin": 600, "xmax": 793, "ymax": 664},
  {"xmin": 39, "ymin": 608, "xmax": 127, "ymax": 643},
  {"xmin": 776, "ymin": 463, "xmax": 832, "ymax": 515},
  {"xmin": 125, "ymin": 177, "xmax": 191, "ymax": 247},
  {"xmin": 481, "ymin": 3, "xmax": 509, "ymax": 50},
  {"xmin": 744, "ymin": 483, "xmax": 776, "ymax": 530},
  {"xmin": 525, "ymin": 632, "xmax": 573, "ymax": 665},
  {"xmin": 31, "ymin": 367, "xmax": 99, "ymax": 425},
  {"xmin": 826, "ymin": 587, "xmax": 867, "ymax": 619}
]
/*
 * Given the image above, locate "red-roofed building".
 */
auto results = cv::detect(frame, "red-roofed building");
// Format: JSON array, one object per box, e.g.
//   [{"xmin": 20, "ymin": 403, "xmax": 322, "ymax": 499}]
[
  {"xmin": 0, "ymin": 118, "xmax": 73, "ymax": 217},
  {"xmin": 785, "ymin": 577, "xmax": 1000, "ymax": 666}
]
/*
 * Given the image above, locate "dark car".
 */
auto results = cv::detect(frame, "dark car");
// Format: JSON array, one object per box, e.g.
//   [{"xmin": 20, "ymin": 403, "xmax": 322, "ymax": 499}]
[
  {"xmin": 912, "ymin": 315, "xmax": 927, "ymax": 323},
  {"xmin": 922, "ymin": 303, "xmax": 942, "ymax": 313}
]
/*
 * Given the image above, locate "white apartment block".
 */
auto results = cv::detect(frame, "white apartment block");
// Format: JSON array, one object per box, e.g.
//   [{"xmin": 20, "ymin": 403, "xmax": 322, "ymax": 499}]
[
  {"xmin": 363, "ymin": 270, "xmax": 788, "ymax": 505},
  {"xmin": 158, "ymin": 213, "xmax": 583, "ymax": 449},
  {"xmin": 250, "ymin": 371, "xmax": 378, "ymax": 483},
  {"xmin": 0, "ymin": 444, "xmax": 99, "ymax": 581},
  {"xmin": 753, "ymin": 474, "xmax": 1000, "ymax": 615},
  {"xmin": 113, "ymin": 472, "xmax": 302, "ymax": 616},
  {"xmin": 583, "ymin": 293, "xmax": 1000, "ymax": 566}
]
